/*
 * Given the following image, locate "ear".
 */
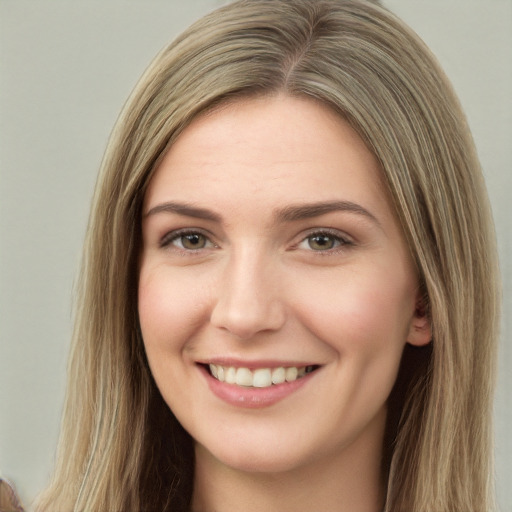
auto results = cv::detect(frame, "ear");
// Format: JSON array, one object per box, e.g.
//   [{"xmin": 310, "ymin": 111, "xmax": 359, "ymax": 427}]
[{"xmin": 407, "ymin": 292, "xmax": 432, "ymax": 346}]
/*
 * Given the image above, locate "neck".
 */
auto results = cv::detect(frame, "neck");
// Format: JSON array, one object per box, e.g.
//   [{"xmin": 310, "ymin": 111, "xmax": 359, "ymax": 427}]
[{"xmin": 191, "ymin": 410, "xmax": 386, "ymax": 512}]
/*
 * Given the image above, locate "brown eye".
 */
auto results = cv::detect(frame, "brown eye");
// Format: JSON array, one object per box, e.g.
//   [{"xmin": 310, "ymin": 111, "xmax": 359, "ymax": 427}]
[
  {"xmin": 297, "ymin": 230, "xmax": 352, "ymax": 253},
  {"xmin": 307, "ymin": 234, "xmax": 338, "ymax": 251},
  {"xmin": 161, "ymin": 230, "xmax": 214, "ymax": 251},
  {"xmin": 178, "ymin": 233, "xmax": 208, "ymax": 250}
]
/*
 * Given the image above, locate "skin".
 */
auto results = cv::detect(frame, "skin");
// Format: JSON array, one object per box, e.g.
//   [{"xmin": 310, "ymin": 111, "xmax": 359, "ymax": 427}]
[{"xmin": 138, "ymin": 95, "xmax": 431, "ymax": 512}]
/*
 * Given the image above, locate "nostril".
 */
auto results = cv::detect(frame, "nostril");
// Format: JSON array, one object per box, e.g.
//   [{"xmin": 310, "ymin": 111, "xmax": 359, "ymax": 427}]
[{"xmin": 209, "ymin": 275, "xmax": 286, "ymax": 339}]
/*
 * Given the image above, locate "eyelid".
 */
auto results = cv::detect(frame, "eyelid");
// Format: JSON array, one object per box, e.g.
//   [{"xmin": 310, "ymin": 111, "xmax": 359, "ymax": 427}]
[
  {"xmin": 160, "ymin": 228, "xmax": 217, "ymax": 250},
  {"xmin": 294, "ymin": 228, "xmax": 354, "ymax": 252},
  {"xmin": 157, "ymin": 227, "xmax": 353, "ymax": 254}
]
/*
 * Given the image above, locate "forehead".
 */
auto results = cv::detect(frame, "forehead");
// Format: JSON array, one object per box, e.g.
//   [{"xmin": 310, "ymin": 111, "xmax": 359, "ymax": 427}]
[{"xmin": 144, "ymin": 95, "xmax": 390, "ymax": 222}]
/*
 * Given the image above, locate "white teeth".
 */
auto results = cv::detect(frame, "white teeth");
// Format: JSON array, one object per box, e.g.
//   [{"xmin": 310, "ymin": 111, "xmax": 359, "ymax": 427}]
[
  {"xmin": 225, "ymin": 366, "xmax": 236, "ymax": 384},
  {"xmin": 253, "ymin": 368, "xmax": 272, "ymax": 388},
  {"xmin": 235, "ymin": 367, "xmax": 253, "ymax": 386},
  {"xmin": 271, "ymin": 367, "xmax": 286, "ymax": 384},
  {"xmin": 208, "ymin": 364, "xmax": 315, "ymax": 388},
  {"xmin": 285, "ymin": 367, "xmax": 298, "ymax": 382}
]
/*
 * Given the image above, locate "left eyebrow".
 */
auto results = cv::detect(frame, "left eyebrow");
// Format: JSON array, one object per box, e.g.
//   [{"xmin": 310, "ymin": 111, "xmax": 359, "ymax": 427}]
[{"xmin": 274, "ymin": 200, "xmax": 381, "ymax": 227}]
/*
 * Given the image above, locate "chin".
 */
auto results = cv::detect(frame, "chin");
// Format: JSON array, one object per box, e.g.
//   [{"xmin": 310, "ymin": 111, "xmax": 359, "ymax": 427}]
[
  {"xmin": 207, "ymin": 446, "xmax": 313, "ymax": 475},
  {"xmin": 194, "ymin": 426, "xmax": 340, "ymax": 476}
]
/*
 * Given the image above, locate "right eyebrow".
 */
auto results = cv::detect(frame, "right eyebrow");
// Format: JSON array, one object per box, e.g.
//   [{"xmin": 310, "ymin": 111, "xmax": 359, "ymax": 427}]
[{"xmin": 143, "ymin": 201, "xmax": 222, "ymax": 222}]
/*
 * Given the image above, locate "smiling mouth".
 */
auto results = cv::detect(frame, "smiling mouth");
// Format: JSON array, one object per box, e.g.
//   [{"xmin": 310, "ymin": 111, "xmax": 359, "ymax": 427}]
[{"xmin": 205, "ymin": 364, "xmax": 319, "ymax": 388}]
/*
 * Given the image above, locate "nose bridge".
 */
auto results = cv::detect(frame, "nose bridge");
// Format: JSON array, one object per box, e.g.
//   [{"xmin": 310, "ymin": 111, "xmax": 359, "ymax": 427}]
[{"xmin": 210, "ymin": 243, "xmax": 285, "ymax": 339}]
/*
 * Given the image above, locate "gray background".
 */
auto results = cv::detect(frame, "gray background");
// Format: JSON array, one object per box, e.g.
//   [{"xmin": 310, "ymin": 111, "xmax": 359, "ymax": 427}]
[{"xmin": 1, "ymin": 0, "xmax": 510, "ymax": 509}]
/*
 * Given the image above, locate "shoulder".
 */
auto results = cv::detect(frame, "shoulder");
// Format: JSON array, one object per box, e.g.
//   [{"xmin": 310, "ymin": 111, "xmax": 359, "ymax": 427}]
[{"xmin": 0, "ymin": 478, "xmax": 24, "ymax": 512}]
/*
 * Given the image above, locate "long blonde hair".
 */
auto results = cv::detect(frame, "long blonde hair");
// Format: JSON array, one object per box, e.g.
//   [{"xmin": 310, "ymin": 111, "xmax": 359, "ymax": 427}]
[{"xmin": 36, "ymin": 1, "xmax": 500, "ymax": 511}]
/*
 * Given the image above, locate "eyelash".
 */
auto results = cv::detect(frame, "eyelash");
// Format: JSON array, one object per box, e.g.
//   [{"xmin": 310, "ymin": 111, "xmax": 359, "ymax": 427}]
[
  {"xmin": 295, "ymin": 229, "xmax": 354, "ymax": 254},
  {"xmin": 159, "ymin": 228, "xmax": 354, "ymax": 254},
  {"xmin": 160, "ymin": 229, "xmax": 217, "ymax": 253}
]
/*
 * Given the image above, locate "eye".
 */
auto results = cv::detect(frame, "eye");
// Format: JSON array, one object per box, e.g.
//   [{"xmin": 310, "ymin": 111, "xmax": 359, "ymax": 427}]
[
  {"xmin": 161, "ymin": 230, "xmax": 215, "ymax": 251},
  {"xmin": 297, "ymin": 231, "xmax": 352, "ymax": 252},
  {"xmin": 178, "ymin": 233, "xmax": 208, "ymax": 250}
]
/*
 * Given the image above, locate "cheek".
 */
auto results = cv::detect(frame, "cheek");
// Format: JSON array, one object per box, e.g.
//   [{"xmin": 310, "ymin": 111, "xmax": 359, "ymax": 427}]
[
  {"xmin": 137, "ymin": 266, "xmax": 214, "ymax": 417},
  {"xmin": 302, "ymin": 267, "xmax": 416, "ymax": 421},
  {"xmin": 138, "ymin": 266, "xmax": 210, "ymax": 355},
  {"xmin": 296, "ymin": 265, "xmax": 416, "ymax": 354}
]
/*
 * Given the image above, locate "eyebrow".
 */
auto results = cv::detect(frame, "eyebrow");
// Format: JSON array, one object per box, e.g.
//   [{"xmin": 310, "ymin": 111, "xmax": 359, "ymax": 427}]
[
  {"xmin": 144, "ymin": 200, "xmax": 380, "ymax": 227},
  {"xmin": 274, "ymin": 200, "xmax": 380, "ymax": 226},
  {"xmin": 144, "ymin": 201, "xmax": 222, "ymax": 222}
]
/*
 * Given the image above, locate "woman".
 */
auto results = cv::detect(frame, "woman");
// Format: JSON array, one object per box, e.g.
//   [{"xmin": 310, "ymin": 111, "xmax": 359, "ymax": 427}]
[{"xmin": 35, "ymin": 0, "xmax": 500, "ymax": 511}]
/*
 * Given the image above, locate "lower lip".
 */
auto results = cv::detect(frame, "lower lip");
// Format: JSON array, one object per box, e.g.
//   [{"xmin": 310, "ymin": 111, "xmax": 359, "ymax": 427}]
[{"xmin": 199, "ymin": 365, "xmax": 316, "ymax": 409}]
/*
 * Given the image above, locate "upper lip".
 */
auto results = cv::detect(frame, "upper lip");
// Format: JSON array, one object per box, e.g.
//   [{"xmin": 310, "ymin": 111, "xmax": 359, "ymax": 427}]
[{"xmin": 197, "ymin": 358, "xmax": 322, "ymax": 369}]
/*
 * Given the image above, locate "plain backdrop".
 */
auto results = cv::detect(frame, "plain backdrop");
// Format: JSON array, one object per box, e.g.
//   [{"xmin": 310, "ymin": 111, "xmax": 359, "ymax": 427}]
[{"xmin": 1, "ymin": 0, "xmax": 511, "ymax": 509}]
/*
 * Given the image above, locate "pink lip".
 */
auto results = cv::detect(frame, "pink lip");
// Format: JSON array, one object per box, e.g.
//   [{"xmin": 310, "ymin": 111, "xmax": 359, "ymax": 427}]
[
  {"xmin": 197, "ymin": 357, "xmax": 317, "ymax": 369},
  {"xmin": 197, "ymin": 364, "xmax": 318, "ymax": 409}
]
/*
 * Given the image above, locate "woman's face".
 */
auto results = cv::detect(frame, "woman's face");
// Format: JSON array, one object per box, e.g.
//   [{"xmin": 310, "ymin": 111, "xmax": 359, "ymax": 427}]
[{"xmin": 138, "ymin": 95, "xmax": 430, "ymax": 474}]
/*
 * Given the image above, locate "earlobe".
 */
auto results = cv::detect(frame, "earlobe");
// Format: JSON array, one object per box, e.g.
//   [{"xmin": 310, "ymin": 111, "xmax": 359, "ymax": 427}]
[{"xmin": 407, "ymin": 296, "xmax": 432, "ymax": 347}]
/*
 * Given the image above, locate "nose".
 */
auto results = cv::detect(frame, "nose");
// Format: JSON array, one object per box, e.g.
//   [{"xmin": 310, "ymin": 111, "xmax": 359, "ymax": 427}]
[{"xmin": 210, "ymin": 249, "xmax": 286, "ymax": 340}]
